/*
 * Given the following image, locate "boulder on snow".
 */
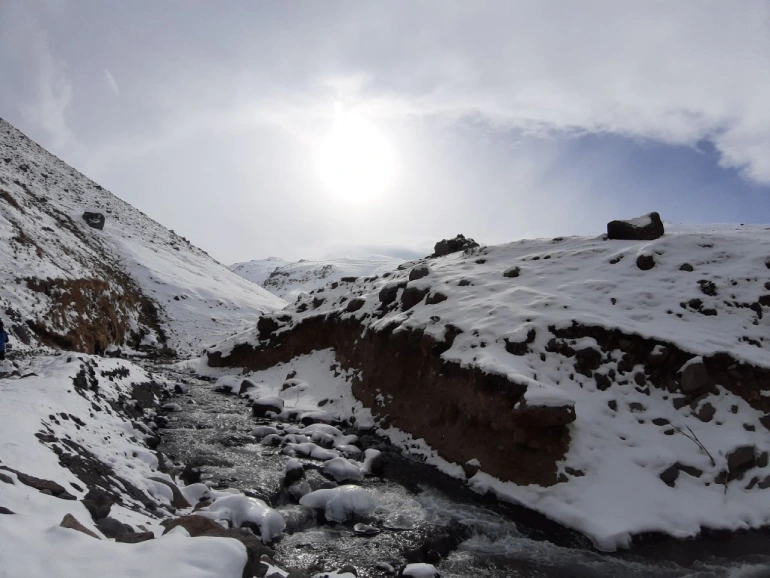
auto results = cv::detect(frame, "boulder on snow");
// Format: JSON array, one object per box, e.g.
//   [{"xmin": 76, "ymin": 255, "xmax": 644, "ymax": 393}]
[
  {"xmin": 679, "ymin": 359, "xmax": 711, "ymax": 394},
  {"xmin": 96, "ymin": 516, "xmax": 134, "ymax": 538},
  {"xmin": 401, "ymin": 286, "xmax": 429, "ymax": 310},
  {"xmin": 60, "ymin": 513, "xmax": 100, "ymax": 539},
  {"xmin": 82, "ymin": 211, "xmax": 106, "ymax": 230},
  {"xmin": 0, "ymin": 465, "xmax": 68, "ymax": 497},
  {"xmin": 727, "ymin": 445, "xmax": 757, "ymax": 480},
  {"xmin": 430, "ymin": 234, "xmax": 480, "ymax": 258},
  {"xmin": 116, "ymin": 531, "xmax": 155, "ymax": 544},
  {"xmin": 606, "ymin": 212, "xmax": 664, "ymax": 241},
  {"xmin": 636, "ymin": 254, "xmax": 656, "ymax": 271},
  {"xmin": 379, "ymin": 282, "xmax": 405, "ymax": 306},
  {"xmin": 409, "ymin": 265, "xmax": 431, "ymax": 281}
]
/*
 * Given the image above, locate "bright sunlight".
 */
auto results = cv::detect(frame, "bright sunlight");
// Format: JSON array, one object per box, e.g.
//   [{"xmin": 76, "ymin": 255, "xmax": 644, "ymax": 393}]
[{"xmin": 317, "ymin": 105, "xmax": 396, "ymax": 203}]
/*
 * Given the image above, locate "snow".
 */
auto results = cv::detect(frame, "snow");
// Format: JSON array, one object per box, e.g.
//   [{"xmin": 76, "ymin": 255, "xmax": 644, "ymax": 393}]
[
  {"xmin": 322, "ymin": 457, "xmax": 363, "ymax": 482},
  {"xmin": 0, "ymin": 119, "xmax": 285, "ymax": 356},
  {"xmin": 402, "ymin": 563, "xmax": 440, "ymax": 577},
  {"xmin": 299, "ymin": 486, "xmax": 377, "ymax": 523},
  {"xmin": 231, "ymin": 255, "xmax": 402, "ymax": 300},
  {"xmin": 0, "ymin": 355, "xmax": 250, "ymax": 577},
  {"xmin": 205, "ymin": 225, "xmax": 770, "ymax": 550},
  {"xmin": 196, "ymin": 493, "xmax": 285, "ymax": 543}
]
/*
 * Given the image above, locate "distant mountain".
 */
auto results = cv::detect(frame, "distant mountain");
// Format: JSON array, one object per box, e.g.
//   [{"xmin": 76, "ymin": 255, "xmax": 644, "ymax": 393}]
[
  {"xmin": 229, "ymin": 256, "xmax": 403, "ymax": 300},
  {"xmin": 0, "ymin": 118, "xmax": 285, "ymax": 356}
]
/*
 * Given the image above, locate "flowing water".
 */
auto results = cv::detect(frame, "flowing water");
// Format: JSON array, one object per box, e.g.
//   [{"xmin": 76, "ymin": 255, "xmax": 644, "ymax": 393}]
[{"xmin": 154, "ymin": 367, "xmax": 770, "ymax": 578}]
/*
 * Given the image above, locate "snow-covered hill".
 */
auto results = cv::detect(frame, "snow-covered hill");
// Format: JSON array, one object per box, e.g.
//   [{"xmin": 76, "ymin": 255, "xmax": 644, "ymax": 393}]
[
  {"xmin": 207, "ymin": 224, "xmax": 770, "ymax": 550},
  {"xmin": 0, "ymin": 119, "xmax": 285, "ymax": 355},
  {"xmin": 230, "ymin": 256, "xmax": 402, "ymax": 300}
]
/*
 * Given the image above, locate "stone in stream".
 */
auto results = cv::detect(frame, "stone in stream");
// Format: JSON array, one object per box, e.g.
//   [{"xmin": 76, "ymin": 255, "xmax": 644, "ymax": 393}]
[{"xmin": 252, "ymin": 396, "xmax": 285, "ymax": 418}]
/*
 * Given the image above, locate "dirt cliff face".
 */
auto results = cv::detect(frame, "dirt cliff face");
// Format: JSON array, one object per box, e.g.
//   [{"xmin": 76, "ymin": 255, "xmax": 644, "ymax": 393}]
[{"xmin": 209, "ymin": 314, "xmax": 571, "ymax": 486}]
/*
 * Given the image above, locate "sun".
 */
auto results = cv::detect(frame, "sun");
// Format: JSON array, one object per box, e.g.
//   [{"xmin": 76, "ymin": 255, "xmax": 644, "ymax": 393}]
[{"xmin": 317, "ymin": 106, "xmax": 395, "ymax": 203}]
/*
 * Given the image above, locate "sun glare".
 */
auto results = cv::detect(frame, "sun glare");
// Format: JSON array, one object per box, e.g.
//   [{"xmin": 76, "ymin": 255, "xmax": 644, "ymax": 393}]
[{"xmin": 317, "ymin": 106, "xmax": 395, "ymax": 203}]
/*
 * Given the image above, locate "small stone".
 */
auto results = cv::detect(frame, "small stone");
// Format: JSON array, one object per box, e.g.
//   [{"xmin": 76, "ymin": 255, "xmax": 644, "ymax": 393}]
[
  {"xmin": 636, "ymin": 254, "xmax": 656, "ymax": 271},
  {"xmin": 695, "ymin": 402, "xmax": 716, "ymax": 423},
  {"xmin": 679, "ymin": 263, "xmax": 694, "ymax": 272},
  {"xmin": 659, "ymin": 464, "xmax": 679, "ymax": 487},
  {"xmin": 503, "ymin": 266, "xmax": 521, "ymax": 278},
  {"xmin": 60, "ymin": 514, "xmax": 100, "ymax": 539}
]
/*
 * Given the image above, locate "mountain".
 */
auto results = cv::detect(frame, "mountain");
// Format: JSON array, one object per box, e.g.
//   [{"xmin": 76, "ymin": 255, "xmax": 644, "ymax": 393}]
[
  {"xmin": 230, "ymin": 256, "xmax": 403, "ymax": 300},
  {"xmin": 0, "ymin": 118, "xmax": 285, "ymax": 356},
  {"xmin": 206, "ymin": 225, "xmax": 770, "ymax": 550},
  {"xmin": 229, "ymin": 257, "xmax": 291, "ymax": 286}
]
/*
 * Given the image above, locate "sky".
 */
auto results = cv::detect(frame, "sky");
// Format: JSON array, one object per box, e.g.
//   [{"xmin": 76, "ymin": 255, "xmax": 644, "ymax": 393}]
[{"xmin": 1, "ymin": 1, "xmax": 770, "ymax": 264}]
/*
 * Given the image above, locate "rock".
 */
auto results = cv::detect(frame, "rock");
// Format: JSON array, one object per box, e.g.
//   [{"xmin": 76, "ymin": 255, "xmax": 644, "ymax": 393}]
[
  {"xmin": 239, "ymin": 379, "xmax": 256, "ymax": 395},
  {"xmin": 431, "ymin": 234, "xmax": 479, "ymax": 258},
  {"xmin": 462, "ymin": 459, "xmax": 481, "ymax": 479},
  {"xmin": 680, "ymin": 360, "xmax": 710, "ymax": 394},
  {"xmin": 346, "ymin": 298, "xmax": 366, "ymax": 313},
  {"xmin": 353, "ymin": 523, "xmax": 380, "ymax": 536},
  {"xmin": 512, "ymin": 401, "xmax": 576, "ymax": 429},
  {"xmin": 659, "ymin": 464, "xmax": 679, "ymax": 487},
  {"xmin": 0, "ymin": 473, "xmax": 12, "ymax": 485},
  {"xmin": 252, "ymin": 396, "xmax": 285, "ymax": 418},
  {"xmin": 401, "ymin": 286, "xmax": 429, "ymax": 310},
  {"xmin": 425, "ymin": 292, "xmax": 448, "ymax": 305},
  {"xmin": 0, "ymin": 466, "xmax": 68, "ymax": 497},
  {"xmin": 679, "ymin": 263, "xmax": 694, "ymax": 272},
  {"xmin": 0, "ymin": 507, "xmax": 15, "ymax": 514},
  {"xmin": 648, "ymin": 346, "xmax": 669, "ymax": 366},
  {"xmin": 180, "ymin": 463, "xmax": 202, "ymax": 485},
  {"xmin": 161, "ymin": 515, "xmax": 224, "ymax": 536},
  {"xmin": 145, "ymin": 435, "xmax": 161, "ymax": 449},
  {"xmin": 257, "ymin": 316, "xmax": 280, "ymax": 339},
  {"xmin": 148, "ymin": 476, "xmax": 191, "ymax": 509},
  {"xmin": 695, "ymin": 402, "xmax": 716, "ymax": 423},
  {"xmin": 727, "ymin": 446, "xmax": 757, "ymax": 480},
  {"xmin": 60, "ymin": 513, "xmax": 100, "ymax": 539},
  {"xmin": 409, "ymin": 265, "xmax": 431, "ymax": 281},
  {"xmin": 503, "ymin": 266, "xmax": 521, "ymax": 278},
  {"xmin": 636, "ymin": 254, "xmax": 656, "ymax": 271},
  {"xmin": 378, "ymin": 283, "xmax": 403, "ymax": 305},
  {"xmin": 652, "ymin": 417, "xmax": 669, "ymax": 426},
  {"xmin": 116, "ymin": 531, "xmax": 155, "ymax": 544},
  {"xmin": 759, "ymin": 476, "xmax": 770, "ymax": 490},
  {"xmin": 607, "ymin": 399, "xmax": 618, "ymax": 411},
  {"xmin": 82, "ymin": 488, "xmax": 114, "ymax": 520},
  {"xmin": 96, "ymin": 516, "xmax": 134, "ymax": 538},
  {"xmin": 606, "ymin": 212, "xmax": 664, "ymax": 241},
  {"xmin": 757, "ymin": 452, "xmax": 769, "ymax": 469},
  {"xmin": 575, "ymin": 347, "xmax": 602, "ymax": 370},
  {"xmin": 81, "ymin": 211, "xmax": 106, "ymax": 230},
  {"xmin": 284, "ymin": 459, "xmax": 305, "ymax": 487}
]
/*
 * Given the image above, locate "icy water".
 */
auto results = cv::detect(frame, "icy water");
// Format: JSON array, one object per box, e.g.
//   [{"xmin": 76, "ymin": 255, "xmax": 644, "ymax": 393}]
[{"xmin": 155, "ymin": 368, "xmax": 770, "ymax": 578}]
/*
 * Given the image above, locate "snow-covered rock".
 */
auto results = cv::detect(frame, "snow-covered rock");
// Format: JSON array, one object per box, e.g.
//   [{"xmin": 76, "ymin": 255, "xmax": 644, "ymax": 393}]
[{"xmin": 300, "ymin": 486, "xmax": 376, "ymax": 523}]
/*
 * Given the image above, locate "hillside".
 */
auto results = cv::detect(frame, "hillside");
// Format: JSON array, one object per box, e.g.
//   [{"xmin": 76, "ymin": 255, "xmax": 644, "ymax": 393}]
[
  {"xmin": 230, "ymin": 256, "xmax": 402, "ymax": 300},
  {"xmin": 206, "ymin": 225, "xmax": 770, "ymax": 550},
  {"xmin": 0, "ymin": 119, "xmax": 285, "ymax": 356}
]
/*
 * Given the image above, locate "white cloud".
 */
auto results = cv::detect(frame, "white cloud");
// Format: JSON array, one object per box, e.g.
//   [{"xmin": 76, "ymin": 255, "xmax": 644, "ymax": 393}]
[{"xmin": 104, "ymin": 69, "xmax": 119, "ymax": 94}]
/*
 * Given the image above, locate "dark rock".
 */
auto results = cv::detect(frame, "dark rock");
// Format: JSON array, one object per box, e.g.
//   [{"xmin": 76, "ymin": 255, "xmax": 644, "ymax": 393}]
[
  {"xmin": 648, "ymin": 346, "xmax": 669, "ymax": 366},
  {"xmin": 679, "ymin": 263, "xmax": 694, "ymax": 272},
  {"xmin": 462, "ymin": 460, "xmax": 481, "ymax": 479},
  {"xmin": 679, "ymin": 465, "xmax": 703, "ymax": 478},
  {"xmin": 756, "ymin": 451, "xmax": 768, "ymax": 469},
  {"xmin": 345, "ymin": 298, "xmax": 366, "ymax": 313},
  {"xmin": 401, "ymin": 286, "xmax": 429, "ymax": 310},
  {"xmin": 759, "ymin": 476, "xmax": 770, "ymax": 490},
  {"xmin": 636, "ymin": 254, "xmax": 656, "ymax": 271},
  {"xmin": 680, "ymin": 360, "xmax": 710, "ymax": 393},
  {"xmin": 161, "ymin": 515, "xmax": 224, "ymax": 536},
  {"xmin": 503, "ymin": 266, "xmax": 521, "ymax": 278},
  {"xmin": 252, "ymin": 398, "xmax": 284, "ymax": 418},
  {"xmin": 652, "ymin": 417, "xmax": 670, "ymax": 426},
  {"xmin": 727, "ymin": 446, "xmax": 756, "ymax": 480},
  {"xmin": 82, "ymin": 488, "xmax": 114, "ymax": 520},
  {"xmin": 607, "ymin": 212, "xmax": 664, "ymax": 241},
  {"xmin": 425, "ymin": 292, "xmax": 448, "ymax": 305},
  {"xmin": 257, "ymin": 316, "xmax": 280, "ymax": 339},
  {"xmin": 0, "ymin": 466, "xmax": 67, "ymax": 497},
  {"xmin": 145, "ymin": 435, "xmax": 161, "ymax": 450},
  {"xmin": 698, "ymin": 280, "xmax": 718, "ymax": 297},
  {"xmin": 595, "ymin": 373, "xmax": 611, "ymax": 390},
  {"xmin": 0, "ymin": 506, "xmax": 15, "ymax": 514},
  {"xmin": 695, "ymin": 402, "xmax": 716, "ymax": 423},
  {"xmin": 60, "ymin": 513, "xmax": 100, "ymax": 539},
  {"xmin": 431, "ymin": 234, "xmax": 480, "ymax": 258},
  {"xmin": 659, "ymin": 464, "xmax": 679, "ymax": 487},
  {"xmin": 628, "ymin": 402, "xmax": 645, "ymax": 413},
  {"xmin": 634, "ymin": 372, "xmax": 647, "ymax": 386},
  {"xmin": 284, "ymin": 463, "xmax": 305, "ymax": 487},
  {"xmin": 379, "ymin": 283, "xmax": 403, "ymax": 305},
  {"xmin": 607, "ymin": 399, "xmax": 617, "ymax": 411},
  {"xmin": 239, "ymin": 379, "xmax": 257, "ymax": 395},
  {"xmin": 575, "ymin": 347, "xmax": 602, "ymax": 370},
  {"xmin": 409, "ymin": 266, "xmax": 431, "ymax": 281},
  {"xmin": 116, "ymin": 531, "xmax": 155, "ymax": 544},
  {"xmin": 82, "ymin": 211, "xmax": 106, "ymax": 230},
  {"xmin": 180, "ymin": 463, "xmax": 202, "ymax": 485},
  {"xmin": 0, "ymin": 473, "xmax": 14, "ymax": 485},
  {"xmin": 96, "ymin": 516, "xmax": 134, "ymax": 538}
]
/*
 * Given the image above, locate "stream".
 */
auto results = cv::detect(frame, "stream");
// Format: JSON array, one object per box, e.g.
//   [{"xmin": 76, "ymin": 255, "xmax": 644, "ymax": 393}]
[{"xmin": 152, "ymin": 365, "xmax": 770, "ymax": 578}]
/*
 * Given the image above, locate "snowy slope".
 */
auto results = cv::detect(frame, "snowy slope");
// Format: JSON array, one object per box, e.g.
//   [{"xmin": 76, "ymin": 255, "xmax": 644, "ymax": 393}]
[
  {"xmin": 0, "ymin": 118, "xmax": 285, "ymax": 355},
  {"xmin": 209, "ymin": 225, "xmax": 770, "ymax": 550},
  {"xmin": 231, "ymin": 256, "xmax": 402, "ymax": 300},
  {"xmin": 229, "ymin": 257, "xmax": 291, "ymax": 286}
]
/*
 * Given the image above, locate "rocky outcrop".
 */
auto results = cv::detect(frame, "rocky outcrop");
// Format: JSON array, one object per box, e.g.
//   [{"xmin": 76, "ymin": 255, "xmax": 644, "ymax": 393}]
[
  {"xmin": 430, "ymin": 234, "xmax": 480, "ymax": 258},
  {"xmin": 209, "ymin": 315, "xmax": 570, "ymax": 486},
  {"xmin": 607, "ymin": 212, "xmax": 664, "ymax": 241},
  {"xmin": 81, "ymin": 211, "xmax": 105, "ymax": 230}
]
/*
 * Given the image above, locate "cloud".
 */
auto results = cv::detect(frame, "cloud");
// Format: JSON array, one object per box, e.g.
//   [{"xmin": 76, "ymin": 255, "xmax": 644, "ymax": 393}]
[{"xmin": 104, "ymin": 69, "xmax": 119, "ymax": 95}]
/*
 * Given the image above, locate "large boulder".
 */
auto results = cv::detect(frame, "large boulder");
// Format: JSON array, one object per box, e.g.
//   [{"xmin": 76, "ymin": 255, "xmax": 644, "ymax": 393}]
[
  {"xmin": 82, "ymin": 211, "xmax": 106, "ymax": 230},
  {"xmin": 82, "ymin": 487, "xmax": 114, "ymax": 521},
  {"xmin": 607, "ymin": 212, "xmax": 664, "ymax": 241},
  {"xmin": 431, "ymin": 234, "xmax": 479, "ymax": 258}
]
